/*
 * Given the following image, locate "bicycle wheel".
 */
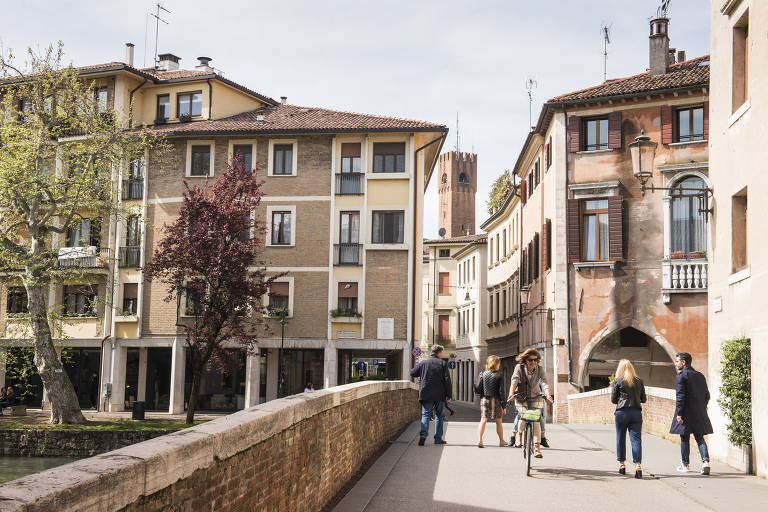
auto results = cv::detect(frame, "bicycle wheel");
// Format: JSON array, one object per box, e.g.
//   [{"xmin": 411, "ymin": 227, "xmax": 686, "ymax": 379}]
[
  {"xmin": 526, "ymin": 423, "xmax": 533, "ymax": 476},
  {"xmin": 522, "ymin": 421, "xmax": 528, "ymax": 460}
]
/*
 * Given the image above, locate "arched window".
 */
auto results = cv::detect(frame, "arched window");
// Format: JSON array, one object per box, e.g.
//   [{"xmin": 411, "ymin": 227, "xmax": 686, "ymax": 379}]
[
  {"xmin": 458, "ymin": 172, "xmax": 469, "ymax": 184},
  {"xmin": 441, "ymin": 173, "xmax": 447, "ymax": 184},
  {"xmin": 670, "ymin": 176, "xmax": 707, "ymax": 256}
]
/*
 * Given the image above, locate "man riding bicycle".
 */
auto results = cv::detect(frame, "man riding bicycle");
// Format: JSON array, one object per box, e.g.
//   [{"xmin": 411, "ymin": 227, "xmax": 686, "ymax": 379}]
[{"xmin": 507, "ymin": 348, "xmax": 553, "ymax": 459}]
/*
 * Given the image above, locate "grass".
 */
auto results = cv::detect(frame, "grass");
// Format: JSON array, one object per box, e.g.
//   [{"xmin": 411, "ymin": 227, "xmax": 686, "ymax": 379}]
[{"xmin": 0, "ymin": 419, "xmax": 207, "ymax": 431}]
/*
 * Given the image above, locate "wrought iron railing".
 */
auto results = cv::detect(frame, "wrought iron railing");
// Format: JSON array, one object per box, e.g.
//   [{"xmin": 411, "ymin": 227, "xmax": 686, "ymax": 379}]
[
  {"xmin": 335, "ymin": 173, "xmax": 363, "ymax": 195},
  {"xmin": 122, "ymin": 179, "xmax": 144, "ymax": 200},
  {"xmin": 334, "ymin": 243, "xmax": 362, "ymax": 265},
  {"xmin": 119, "ymin": 246, "xmax": 141, "ymax": 267}
]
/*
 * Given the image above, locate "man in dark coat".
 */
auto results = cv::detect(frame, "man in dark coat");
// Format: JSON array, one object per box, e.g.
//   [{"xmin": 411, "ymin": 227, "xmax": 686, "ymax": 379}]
[
  {"xmin": 670, "ymin": 352, "xmax": 713, "ymax": 475},
  {"xmin": 410, "ymin": 344, "xmax": 452, "ymax": 446}
]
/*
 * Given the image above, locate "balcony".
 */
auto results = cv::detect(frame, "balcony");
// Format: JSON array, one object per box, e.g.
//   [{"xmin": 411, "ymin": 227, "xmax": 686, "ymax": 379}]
[
  {"xmin": 122, "ymin": 179, "xmax": 144, "ymax": 200},
  {"xmin": 334, "ymin": 243, "xmax": 362, "ymax": 265},
  {"xmin": 456, "ymin": 333, "xmax": 470, "ymax": 349},
  {"xmin": 119, "ymin": 246, "xmax": 141, "ymax": 267},
  {"xmin": 662, "ymin": 259, "xmax": 707, "ymax": 303},
  {"xmin": 57, "ymin": 247, "xmax": 110, "ymax": 269},
  {"xmin": 335, "ymin": 173, "xmax": 363, "ymax": 195}
]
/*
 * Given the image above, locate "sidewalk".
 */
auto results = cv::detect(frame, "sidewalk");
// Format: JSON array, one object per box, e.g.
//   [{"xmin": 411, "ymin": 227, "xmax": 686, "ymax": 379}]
[{"xmin": 333, "ymin": 402, "xmax": 768, "ymax": 512}]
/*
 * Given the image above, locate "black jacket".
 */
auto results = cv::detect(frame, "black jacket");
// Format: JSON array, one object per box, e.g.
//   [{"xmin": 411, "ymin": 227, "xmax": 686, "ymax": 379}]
[
  {"xmin": 410, "ymin": 356, "xmax": 452, "ymax": 403},
  {"xmin": 670, "ymin": 366, "xmax": 713, "ymax": 435},
  {"xmin": 611, "ymin": 377, "xmax": 646, "ymax": 410},
  {"xmin": 476, "ymin": 371, "xmax": 506, "ymax": 407}
]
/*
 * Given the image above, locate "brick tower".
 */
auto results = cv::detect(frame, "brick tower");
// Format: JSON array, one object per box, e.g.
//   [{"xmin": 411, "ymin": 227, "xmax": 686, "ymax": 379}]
[{"xmin": 437, "ymin": 151, "xmax": 477, "ymax": 238}]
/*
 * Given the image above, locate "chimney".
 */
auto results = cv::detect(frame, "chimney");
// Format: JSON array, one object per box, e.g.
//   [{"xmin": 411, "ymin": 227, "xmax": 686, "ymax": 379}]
[
  {"xmin": 649, "ymin": 17, "xmax": 670, "ymax": 76},
  {"xmin": 668, "ymin": 48, "xmax": 677, "ymax": 65},
  {"xmin": 125, "ymin": 43, "xmax": 135, "ymax": 67},
  {"xmin": 677, "ymin": 50, "xmax": 686, "ymax": 63},
  {"xmin": 157, "ymin": 53, "xmax": 181, "ymax": 71},
  {"xmin": 280, "ymin": 96, "xmax": 287, "ymax": 105},
  {"xmin": 196, "ymin": 56, "xmax": 213, "ymax": 73}
]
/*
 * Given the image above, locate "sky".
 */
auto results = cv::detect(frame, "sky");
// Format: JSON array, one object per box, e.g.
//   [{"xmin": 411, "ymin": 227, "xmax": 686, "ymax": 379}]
[{"xmin": 0, "ymin": 0, "xmax": 710, "ymax": 238}]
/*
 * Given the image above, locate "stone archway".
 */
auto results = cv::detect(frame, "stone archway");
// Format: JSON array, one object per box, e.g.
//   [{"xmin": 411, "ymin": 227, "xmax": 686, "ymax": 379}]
[{"xmin": 576, "ymin": 321, "xmax": 677, "ymax": 390}]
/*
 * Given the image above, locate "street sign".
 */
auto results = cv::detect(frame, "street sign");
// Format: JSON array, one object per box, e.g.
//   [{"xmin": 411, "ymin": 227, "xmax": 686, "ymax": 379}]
[
  {"xmin": 373, "ymin": 359, "xmax": 379, "ymax": 366},
  {"xmin": 448, "ymin": 361, "xmax": 456, "ymax": 370},
  {"xmin": 412, "ymin": 347, "xmax": 422, "ymax": 357}
]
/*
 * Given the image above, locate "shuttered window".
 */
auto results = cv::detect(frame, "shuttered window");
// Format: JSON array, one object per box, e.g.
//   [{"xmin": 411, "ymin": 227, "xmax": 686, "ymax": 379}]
[
  {"xmin": 661, "ymin": 105, "xmax": 674, "ymax": 144},
  {"xmin": 545, "ymin": 139, "xmax": 552, "ymax": 169},
  {"xmin": 533, "ymin": 232, "xmax": 540, "ymax": 280},
  {"xmin": 438, "ymin": 272, "xmax": 450, "ymax": 295},
  {"xmin": 566, "ymin": 199, "xmax": 581, "ymax": 263},
  {"xmin": 568, "ymin": 196, "xmax": 623, "ymax": 262},
  {"xmin": 608, "ymin": 111, "xmax": 622, "ymax": 149},
  {"xmin": 543, "ymin": 219, "xmax": 551, "ymax": 270},
  {"xmin": 583, "ymin": 117, "xmax": 609, "ymax": 151},
  {"xmin": 520, "ymin": 179, "xmax": 527, "ymax": 205},
  {"xmin": 568, "ymin": 116, "xmax": 581, "ymax": 153}
]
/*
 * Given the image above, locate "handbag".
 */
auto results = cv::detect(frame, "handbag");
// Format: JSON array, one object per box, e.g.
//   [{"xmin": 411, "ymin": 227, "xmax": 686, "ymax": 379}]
[
  {"xmin": 513, "ymin": 365, "xmax": 529, "ymax": 401},
  {"xmin": 474, "ymin": 371, "xmax": 485, "ymax": 396}
]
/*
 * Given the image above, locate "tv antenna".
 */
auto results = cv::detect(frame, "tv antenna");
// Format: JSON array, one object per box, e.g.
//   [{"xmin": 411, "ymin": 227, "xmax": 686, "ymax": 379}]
[
  {"xmin": 525, "ymin": 77, "xmax": 537, "ymax": 131},
  {"xmin": 151, "ymin": 2, "xmax": 171, "ymax": 67},
  {"xmin": 657, "ymin": 0, "xmax": 671, "ymax": 18},
  {"xmin": 601, "ymin": 24, "xmax": 612, "ymax": 82},
  {"xmin": 455, "ymin": 112, "xmax": 460, "ymax": 153}
]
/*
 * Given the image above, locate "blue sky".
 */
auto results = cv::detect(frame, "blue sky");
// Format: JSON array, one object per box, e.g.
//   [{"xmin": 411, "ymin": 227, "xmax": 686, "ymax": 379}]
[{"xmin": 0, "ymin": 0, "xmax": 710, "ymax": 237}]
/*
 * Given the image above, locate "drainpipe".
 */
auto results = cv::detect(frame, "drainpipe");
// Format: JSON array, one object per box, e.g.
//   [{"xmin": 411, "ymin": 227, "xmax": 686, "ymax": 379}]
[
  {"xmin": 207, "ymin": 79, "xmax": 213, "ymax": 119},
  {"xmin": 128, "ymin": 79, "xmax": 148, "ymax": 128}
]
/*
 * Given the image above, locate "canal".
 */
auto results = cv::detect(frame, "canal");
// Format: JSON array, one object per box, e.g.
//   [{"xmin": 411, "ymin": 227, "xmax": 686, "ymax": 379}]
[{"xmin": 0, "ymin": 456, "xmax": 79, "ymax": 484}]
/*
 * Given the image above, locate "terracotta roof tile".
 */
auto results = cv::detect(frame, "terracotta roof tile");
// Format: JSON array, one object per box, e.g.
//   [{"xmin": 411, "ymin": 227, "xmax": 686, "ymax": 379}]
[
  {"xmin": 141, "ymin": 104, "xmax": 447, "ymax": 135},
  {"xmin": 549, "ymin": 55, "xmax": 709, "ymax": 103},
  {"xmin": 424, "ymin": 234, "xmax": 487, "ymax": 244}
]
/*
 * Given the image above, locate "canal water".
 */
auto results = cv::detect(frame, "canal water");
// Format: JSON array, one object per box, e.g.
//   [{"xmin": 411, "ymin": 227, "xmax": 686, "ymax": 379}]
[{"xmin": 0, "ymin": 456, "xmax": 79, "ymax": 484}]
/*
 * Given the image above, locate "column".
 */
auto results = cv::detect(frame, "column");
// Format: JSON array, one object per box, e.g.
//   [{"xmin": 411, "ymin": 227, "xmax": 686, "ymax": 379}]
[
  {"xmin": 401, "ymin": 347, "xmax": 410, "ymax": 381},
  {"xmin": 0, "ymin": 348, "xmax": 6, "ymax": 388},
  {"xmin": 265, "ymin": 349, "xmax": 278, "ymax": 401},
  {"xmin": 99, "ymin": 342, "xmax": 113, "ymax": 411},
  {"xmin": 323, "ymin": 342, "xmax": 337, "ymax": 390},
  {"xmin": 169, "ymin": 338, "xmax": 185, "ymax": 414},
  {"xmin": 137, "ymin": 347, "xmax": 148, "ymax": 402},
  {"xmin": 108, "ymin": 343, "xmax": 126, "ymax": 412},
  {"xmin": 243, "ymin": 351, "xmax": 260, "ymax": 408}
]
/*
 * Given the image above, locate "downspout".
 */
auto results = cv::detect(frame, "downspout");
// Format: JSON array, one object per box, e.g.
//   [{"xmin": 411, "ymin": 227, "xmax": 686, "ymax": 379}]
[
  {"xmin": 518, "ymin": 188, "xmax": 523, "ymax": 355},
  {"xmin": 128, "ymin": 79, "xmax": 148, "ymax": 128},
  {"xmin": 207, "ymin": 79, "xmax": 213, "ymax": 119}
]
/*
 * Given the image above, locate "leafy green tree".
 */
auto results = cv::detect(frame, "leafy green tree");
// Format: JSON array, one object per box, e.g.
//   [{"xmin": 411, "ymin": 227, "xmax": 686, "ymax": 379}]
[
  {"xmin": 0, "ymin": 43, "xmax": 167, "ymax": 423},
  {"xmin": 718, "ymin": 336, "xmax": 752, "ymax": 446},
  {"xmin": 486, "ymin": 169, "xmax": 512, "ymax": 215}
]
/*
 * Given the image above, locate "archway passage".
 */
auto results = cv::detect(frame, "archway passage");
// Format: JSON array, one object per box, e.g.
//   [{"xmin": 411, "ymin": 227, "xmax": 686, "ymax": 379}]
[{"xmin": 585, "ymin": 327, "xmax": 676, "ymax": 390}]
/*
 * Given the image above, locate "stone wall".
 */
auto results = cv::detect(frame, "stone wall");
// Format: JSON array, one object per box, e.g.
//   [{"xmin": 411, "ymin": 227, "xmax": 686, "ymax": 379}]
[
  {"xmin": 568, "ymin": 385, "xmax": 676, "ymax": 437},
  {"xmin": 0, "ymin": 381, "xmax": 419, "ymax": 512},
  {"xmin": 0, "ymin": 429, "xmax": 177, "ymax": 457}
]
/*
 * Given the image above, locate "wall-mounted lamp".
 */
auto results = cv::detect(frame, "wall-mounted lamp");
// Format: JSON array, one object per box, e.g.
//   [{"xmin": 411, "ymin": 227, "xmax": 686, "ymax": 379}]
[
  {"xmin": 520, "ymin": 286, "xmax": 530, "ymax": 305},
  {"xmin": 629, "ymin": 131, "xmax": 657, "ymax": 196}
]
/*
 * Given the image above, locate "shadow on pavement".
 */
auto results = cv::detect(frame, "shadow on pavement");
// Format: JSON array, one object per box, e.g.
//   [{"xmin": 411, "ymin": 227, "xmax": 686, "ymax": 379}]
[{"xmin": 532, "ymin": 466, "xmax": 627, "ymax": 481}]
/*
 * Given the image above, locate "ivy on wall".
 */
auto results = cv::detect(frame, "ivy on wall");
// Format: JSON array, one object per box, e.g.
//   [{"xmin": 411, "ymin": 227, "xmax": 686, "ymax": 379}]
[{"xmin": 717, "ymin": 336, "xmax": 752, "ymax": 446}]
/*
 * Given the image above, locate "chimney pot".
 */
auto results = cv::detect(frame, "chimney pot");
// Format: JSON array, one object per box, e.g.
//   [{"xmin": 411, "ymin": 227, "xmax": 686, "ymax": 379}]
[
  {"xmin": 125, "ymin": 43, "xmax": 135, "ymax": 67},
  {"xmin": 157, "ymin": 53, "xmax": 181, "ymax": 71},
  {"xmin": 195, "ymin": 56, "xmax": 214, "ymax": 73},
  {"xmin": 280, "ymin": 96, "xmax": 287, "ymax": 105},
  {"xmin": 649, "ymin": 17, "xmax": 670, "ymax": 76},
  {"xmin": 677, "ymin": 50, "xmax": 686, "ymax": 63}
]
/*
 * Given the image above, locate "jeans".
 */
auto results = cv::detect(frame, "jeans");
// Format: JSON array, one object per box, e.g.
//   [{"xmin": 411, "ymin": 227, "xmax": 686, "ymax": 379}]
[
  {"xmin": 615, "ymin": 407, "xmax": 643, "ymax": 463},
  {"xmin": 680, "ymin": 433, "xmax": 710, "ymax": 465},
  {"xmin": 420, "ymin": 401, "xmax": 446, "ymax": 441}
]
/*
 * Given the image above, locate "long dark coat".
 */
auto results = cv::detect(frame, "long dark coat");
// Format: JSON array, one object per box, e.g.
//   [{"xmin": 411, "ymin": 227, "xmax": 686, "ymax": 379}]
[
  {"xmin": 410, "ymin": 356, "xmax": 452, "ymax": 403},
  {"xmin": 669, "ymin": 366, "xmax": 714, "ymax": 435}
]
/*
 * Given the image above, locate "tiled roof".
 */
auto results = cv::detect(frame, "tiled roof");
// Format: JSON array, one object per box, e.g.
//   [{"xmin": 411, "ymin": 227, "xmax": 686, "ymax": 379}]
[
  {"xmin": 548, "ymin": 55, "xmax": 709, "ymax": 103},
  {"xmin": 140, "ymin": 104, "xmax": 447, "ymax": 135},
  {"xmin": 424, "ymin": 234, "xmax": 486, "ymax": 244}
]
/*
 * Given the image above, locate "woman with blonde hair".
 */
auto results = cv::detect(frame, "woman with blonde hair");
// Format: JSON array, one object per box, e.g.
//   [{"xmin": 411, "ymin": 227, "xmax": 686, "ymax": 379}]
[
  {"xmin": 611, "ymin": 359, "xmax": 647, "ymax": 478},
  {"xmin": 506, "ymin": 348, "xmax": 552, "ymax": 458},
  {"xmin": 475, "ymin": 355, "xmax": 507, "ymax": 448}
]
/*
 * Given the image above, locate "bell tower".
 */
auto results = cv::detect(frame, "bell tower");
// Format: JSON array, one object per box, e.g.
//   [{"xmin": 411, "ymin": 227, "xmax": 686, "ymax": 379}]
[{"xmin": 437, "ymin": 151, "xmax": 477, "ymax": 238}]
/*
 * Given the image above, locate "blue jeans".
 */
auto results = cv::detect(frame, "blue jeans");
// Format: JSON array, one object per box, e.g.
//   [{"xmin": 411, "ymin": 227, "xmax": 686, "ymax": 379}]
[
  {"xmin": 420, "ymin": 401, "xmax": 445, "ymax": 441},
  {"xmin": 615, "ymin": 408, "xmax": 643, "ymax": 463},
  {"xmin": 680, "ymin": 433, "xmax": 709, "ymax": 465}
]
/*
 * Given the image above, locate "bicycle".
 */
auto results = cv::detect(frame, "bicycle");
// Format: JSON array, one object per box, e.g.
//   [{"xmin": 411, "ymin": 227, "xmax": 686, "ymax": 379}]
[{"xmin": 519, "ymin": 408, "xmax": 541, "ymax": 477}]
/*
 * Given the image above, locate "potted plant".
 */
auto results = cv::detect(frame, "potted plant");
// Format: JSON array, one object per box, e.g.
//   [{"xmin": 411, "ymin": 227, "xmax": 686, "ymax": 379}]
[
  {"xmin": 178, "ymin": 113, "xmax": 193, "ymax": 123},
  {"xmin": 690, "ymin": 250, "xmax": 707, "ymax": 259},
  {"xmin": 154, "ymin": 116, "xmax": 167, "ymax": 125},
  {"xmin": 669, "ymin": 251, "xmax": 686, "ymax": 259},
  {"xmin": 330, "ymin": 309, "xmax": 362, "ymax": 319},
  {"xmin": 718, "ymin": 336, "xmax": 753, "ymax": 474}
]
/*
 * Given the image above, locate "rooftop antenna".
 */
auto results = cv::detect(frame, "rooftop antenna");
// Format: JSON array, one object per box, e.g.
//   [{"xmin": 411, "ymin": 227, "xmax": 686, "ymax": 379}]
[
  {"xmin": 601, "ymin": 24, "xmax": 612, "ymax": 82},
  {"xmin": 151, "ymin": 2, "xmax": 171, "ymax": 67},
  {"xmin": 525, "ymin": 77, "xmax": 537, "ymax": 131},
  {"xmin": 657, "ymin": 0, "xmax": 671, "ymax": 18},
  {"xmin": 455, "ymin": 112, "xmax": 460, "ymax": 153}
]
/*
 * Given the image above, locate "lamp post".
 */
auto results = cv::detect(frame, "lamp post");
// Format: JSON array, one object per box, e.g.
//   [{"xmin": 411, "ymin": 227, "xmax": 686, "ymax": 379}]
[
  {"xmin": 629, "ymin": 131, "xmax": 658, "ymax": 196},
  {"xmin": 277, "ymin": 309, "xmax": 288, "ymax": 398}
]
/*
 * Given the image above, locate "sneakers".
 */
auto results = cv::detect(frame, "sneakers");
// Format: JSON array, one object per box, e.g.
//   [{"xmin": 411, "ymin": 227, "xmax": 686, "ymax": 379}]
[
  {"xmin": 434, "ymin": 440, "xmax": 447, "ymax": 445},
  {"xmin": 676, "ymin": 463, "xmax": 691, "ymax": 472},
  {"xmin": 701, "ymin": 462, "xmax": 711, "ymax": 475},
  {"xmin": 540, "ymin": 437, "xmax": 550, "ymax": 448},
  {"xmin": 418, "ymin": 437, "xmax": 426, "ymax": 446}
]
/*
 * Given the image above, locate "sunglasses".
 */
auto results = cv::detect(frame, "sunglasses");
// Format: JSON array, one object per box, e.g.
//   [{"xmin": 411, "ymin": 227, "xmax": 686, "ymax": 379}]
[{"xmin": 526, "ymin": 358, "xmax": 539, "ymax": 363}]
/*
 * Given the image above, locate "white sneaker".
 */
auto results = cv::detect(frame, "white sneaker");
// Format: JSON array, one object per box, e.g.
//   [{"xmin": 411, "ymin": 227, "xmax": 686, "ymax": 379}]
[
  {"xmin": 676, "ymin": 464, "xmax": 691, "ymax": 472},
  {"xmin": 701, "ymin": 462, "xmax": 711, "ymax": 475}
]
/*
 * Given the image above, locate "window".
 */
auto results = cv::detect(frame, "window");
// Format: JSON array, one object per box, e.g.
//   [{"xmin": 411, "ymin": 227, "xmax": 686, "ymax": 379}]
[
  {"xmin": 269, "ymin": 282, "xmax": 289, "ymax": 312},
  {"xmin": 373, "ymin": 142, "xmax": 406, "ymax": 173},
  {"xmin": 438, "ymin": 248, "xmax": 450, "ymax": 258},
  {"xmin": 438, "ymin": 314, "xmax": 450, "ymax": 342},
  {"xmin": 271, "ymin": 211, "xmax": 292, "ymax": 245},
  {"xmin": 732, "ymin": 187, "xmax": 748, "ymax": 272},
  {"xmin": 472, "ymin": 256, "xmax": 475, "ymax": 280},
  {"xmin": 66, "ymin": 219, "xmax": 100, "ymax": 248},
  {"xmin": 122, "ymin": 283, "xmax": 138, "ymax": 315},
  {"xmin": 156, "ymin": 94, "xmax": 170, "ymax": 120},
  {"xmin": 583, "ymin": 117, "xmax": 609, "ymax": 151},
  {"xmin": 438, "ymin": 272, "xmax": 450, "ymax": 295},
  {"xmin": 533, "ymin": 232, "xmax": 540, "ymax": 280},
  {"xmin": 273, "ymin": 144, "xmax": 293, "ymax": 175},
  {"xmin": 95, "ymin": 87, "xmax": 108, "ymax": 112},
  {"xmin": 340, "ymin": 212, "xmax": 360, "ymax": 244},
  {"xmin": 502, "ymin": 229, "xmax": 507, "ymax": 256},
  {"xmin": 495, "ymin": 233, "xmax": 500, "ymax": 262},
  {"xmin": 471, "ymin": 307, "xmax": 475, "ymax": 332},
  {"xmin": 63, "ymin": 285, "xmax": 97, "ymax": 317},
  {"xmin": 337, "ymin": 282, "xmax": 358, "ymax": 313},
  {"xmin": 372, "ymin": 211, "xmax": 404, "ymax": 244},
  {"xmin": 732, "ymin": 10, "xmax": 749, "ymax": 112},
  {"xmin": 190, "ymin": 145, "xmax": 211, "ymax": 176},
  {"xmin": 459, "ymin": 173, "xmax": 469, "ymax": 184},
  {"xmin": 125, "ymin": 216, "xmax": 141, "ymax": 247},
  {"xmin": 488, "ymin": 292, "xmax": 494, "ymax": 323},
  {"xmin": 128, "ymin": 157, "xmax": 145, "ymax": 179},
  {"xmin": 546, "ymin": 138, "xmax": 552, "ymax": 169},
  {"xmin": 6, "ymin": 287, "xmax": 28, "ymax": 314},
  {"xmin": 545, "ymin": 218, "xmax": 552, "ymax": 270},
  {"xmin": 177, "ymin": 92, "xmax": 202, "ymax": 117},
  {"xmin": 183, "ymin": 280, "xmax": 205, "ymax": 316},
  {"xmin": 582, "ymin": 199, "xmax": 609, "ymax": 261},
  {"xmin": 670, "ymin": 177, "xmax": 707, "ymax": 256},
  {"xmin": 502, "ymin": 290, "xmax": 507, "ymax": 320},
  {"xmin": 495, "ymin": 292, "xmax": 500, "ymax": 323},
  {"xmin": 488, "ymin": 238, "xmax": 493, "ymax": 265},
  {"xmin": 458, "ymin": 266, "xmax": 461, "ymax": 286},
  {"xmin": 441, "ymin": 173, "xmax": 447, "ymax": 184},
  {"xmin": 675, "ymin": 107, "xmax": 704, "ymax": 142},
  {"xmin": 341, "ymin": 143, "xmax": 361, "ymax": 173},
  {"xmin": 233, "ymin": 144, "xmax": 253, "ymax": 171}
]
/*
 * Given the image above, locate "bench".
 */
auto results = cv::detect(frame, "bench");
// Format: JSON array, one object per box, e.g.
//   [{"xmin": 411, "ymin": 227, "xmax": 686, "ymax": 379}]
[{"xmin": 1, "ymin": 405, "xmax": 27, "ymax": 416}]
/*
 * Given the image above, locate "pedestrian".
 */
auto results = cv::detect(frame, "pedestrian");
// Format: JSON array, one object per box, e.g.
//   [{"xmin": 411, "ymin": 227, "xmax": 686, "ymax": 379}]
[
  {"xmin": 304, "ymin": 382, "xmax": 315, "ymax": 393},
  {"xmin": 89, "ymin": 372, "xmax": 99, "ymax": 410},
  {"xmin": 506, "ymin": 348, "xmax": 552, "ymax": 458},
  {"xmin": 0, "ymin": 386, "xmax": 16, "ymax": 416},
  {"xmin": 611, "ymin": 359, "xmax": 647, "ymax": 478},
  {"xmin": 410, "ymin": 344, "xmax": 452, "ymax": 446},
  {"xmin": 670, "ymin": 352, "xmax": 713, "ymax": 475},
  {"xmin": 475, "ymin": 355, "xmax": 507, "ymax": 448}
]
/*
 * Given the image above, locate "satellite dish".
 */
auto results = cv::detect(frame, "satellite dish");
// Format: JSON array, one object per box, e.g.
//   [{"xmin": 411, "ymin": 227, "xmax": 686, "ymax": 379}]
[{"xmin": 438, "ymin": 227, "xmax": 446, "ymax": 238}]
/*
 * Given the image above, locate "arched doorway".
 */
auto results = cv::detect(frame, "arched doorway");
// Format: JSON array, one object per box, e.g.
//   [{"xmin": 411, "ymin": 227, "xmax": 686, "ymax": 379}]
[{"xmin": 582, "ymin": 327, "xmax": 676, "ymax": 390}]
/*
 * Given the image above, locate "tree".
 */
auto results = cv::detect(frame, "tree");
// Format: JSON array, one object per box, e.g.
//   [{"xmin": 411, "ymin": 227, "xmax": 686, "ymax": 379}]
[
  {"xmin": 143, "ymin": 157, "xmax": 277, "ymax": 424},
  {"xmin": 487, "ymin": 169, "xmax": 512, "ymax": 215},
  {"xmin": 718, "ymin": 336, "xmax": 752, "ymax": 446},
  {"xmin": 0, "ymin": 43, "xmax": 167, "ymax": 423}
]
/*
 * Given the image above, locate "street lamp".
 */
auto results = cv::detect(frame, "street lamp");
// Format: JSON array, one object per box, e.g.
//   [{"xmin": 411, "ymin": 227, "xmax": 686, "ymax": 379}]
[
  {"xmin": 276, "ymin": 308, "xmax": 289, "ymax": 398},
  {"xmin": 629, "ymin": 130, "xmax": 657, "ymax": 196},
  {"xmin": 520, "ymin": 286, "xmax": 531, "ymax": 306}
]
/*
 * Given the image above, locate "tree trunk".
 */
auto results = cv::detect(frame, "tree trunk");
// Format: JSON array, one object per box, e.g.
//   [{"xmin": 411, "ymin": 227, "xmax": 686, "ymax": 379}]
[
  {"xmin": 186, "ymin": 366, "xmax": 203, "ymax": 425},
  {"xmin": 24, "ymin": 277, "xmax": 86, "ymax": 424}
]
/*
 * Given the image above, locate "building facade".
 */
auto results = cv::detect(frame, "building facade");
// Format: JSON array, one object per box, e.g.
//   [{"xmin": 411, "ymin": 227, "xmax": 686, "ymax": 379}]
[
  {"xmin": 438, "ymin": 152, "xmax": 477, "ymax": 238},
  {"xmin": 0, "ymin": 47, "xmax": 447, "ymax": 413},
  {"xmin": 709, "ymin": 0, "xmax": 766, "ymax": 476}
]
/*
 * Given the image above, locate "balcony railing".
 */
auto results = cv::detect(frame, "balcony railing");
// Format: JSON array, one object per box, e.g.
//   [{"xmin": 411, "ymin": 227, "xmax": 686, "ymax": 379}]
[
  {"xmin": 334, "ymin": 243, "xmax": 362, "ymax": 265},
  {"xmin": 122, "ymin": 179, "xmax": 144, "ymax": 200},
  {"xmin": 57, "ymin": 247, "xmax": 110, "ymax": 268},
  {"xmin": 456, "ymin": 333, "xmax": 470, "ymax": 348},
  {"xmin": 662, "ymin": 259, "xmax": 708, "ymax": 291},
  {"xmin": 335, "ymin": 173, "xmax": 363, "ymax": 195},
  {"xmin": 435, "ymin": 335, "xmax": 453, "ymax": 344},
  {"xmin": 119, "ymin": 246, "xmax": 141, "ymax": 267}
]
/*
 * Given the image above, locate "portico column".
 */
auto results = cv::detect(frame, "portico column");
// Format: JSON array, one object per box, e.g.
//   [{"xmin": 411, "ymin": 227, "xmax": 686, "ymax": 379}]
[
  {"xmin": 99, "ymin": 341, "xmax": 113, "ymax": 411},
  {"xmin": 323, "ymin": 341, "xmax": 337, "ymax": 390},
  {"xmin": 137, "ymin": 347, "xmax": 148, "ymax": 402},
  {"xmin": 244, "ymin": 350, "xmax": 260, "ymax": 408},
  {"xmin": 0, "ymin": 348, "xmax": 6, "ymax": 388},
  {"xmin": 169, "ymin": 337, "xmax": 185, "ymax": 414},
  {"xmin": 108, "ymin": 342, "xmax": 127, "ymax": 412},
  {"xmin": 265, "ymin": 349, "xmax": 278, "ymax": 401}
]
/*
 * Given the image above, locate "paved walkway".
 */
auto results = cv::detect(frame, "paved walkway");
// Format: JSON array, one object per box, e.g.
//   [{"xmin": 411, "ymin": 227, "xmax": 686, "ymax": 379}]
[{"xmin": 334, "ymin": 403, "xmax": 768, "ymax": 512}]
